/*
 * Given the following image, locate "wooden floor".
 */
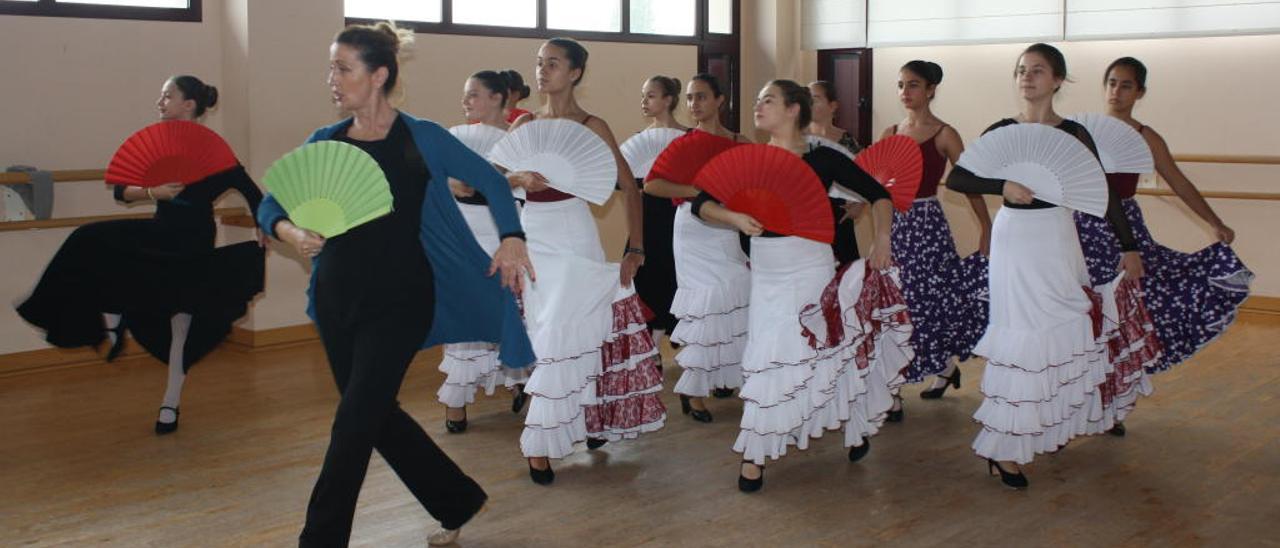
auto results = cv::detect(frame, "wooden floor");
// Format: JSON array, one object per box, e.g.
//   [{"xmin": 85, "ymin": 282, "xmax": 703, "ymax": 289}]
[{"xmin": 3, "ymin": 318, "xmax": 1278, "ymax": 547}]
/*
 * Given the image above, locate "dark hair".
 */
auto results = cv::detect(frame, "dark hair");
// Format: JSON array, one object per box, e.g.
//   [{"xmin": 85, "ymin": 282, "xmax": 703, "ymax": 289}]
[
  {"xmin": 690, "ymin": 72, "xmax": 724, "ymax": 98},
  {"xmin": 545, "ymin": 37, "xmax": 589, "ymax": 86},
  {"xmin": 901, "ymin": 60, "xmax": 944, "ymax": 87},
  {"xmin": 768, "ymin": 79, "xmax": 812, "ymax": 129},
  {"xmin": 501, "ymin": 69, "xmax": 530, "ymax": 101},
  {"xmin": 470, "ymin": 70, "xmax": 510, "ymax": 108},
  {"xmin": 809, "ymin": 80, "xmax": 837, "ymax": 103},
  {"xmin": 1104, "ymin": 57, "xmax": 1148, "ymax": 91},
  {"xmin": 1018, "ymin": 43, "xmax": 1069, "ymax": 92},
  {"xmin": 647, "ymin": 75, "xmax": 682, "ymax": 113},
  {"xmin": 334, "ymin": 21, "xmax": 412, "ymax": 95},
  {"xmin": 169, "ymin": 75, "xmax": 218, "ymax": 117}
]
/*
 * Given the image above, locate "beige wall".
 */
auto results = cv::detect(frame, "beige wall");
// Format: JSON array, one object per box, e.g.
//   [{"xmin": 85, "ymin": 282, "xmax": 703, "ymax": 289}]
[{"xmin": 0, "ymin": 0, "xmax": 695, "ymax": 354}]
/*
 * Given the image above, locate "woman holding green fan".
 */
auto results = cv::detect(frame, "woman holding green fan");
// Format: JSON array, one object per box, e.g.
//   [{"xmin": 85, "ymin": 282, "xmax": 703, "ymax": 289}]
[{"xmin": 256, "ymin": 22, "xmax": 533, "ymax": 547}]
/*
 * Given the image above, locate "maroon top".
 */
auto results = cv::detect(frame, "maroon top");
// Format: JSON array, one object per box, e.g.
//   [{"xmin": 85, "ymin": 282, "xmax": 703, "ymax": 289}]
[
  {"xmin": 1107, "ymin": 172, "xmax": 1140, "ymax": 200},
  {"xmin": 891, "ymin": 124, "xmax": 949, "ymax": 198}
]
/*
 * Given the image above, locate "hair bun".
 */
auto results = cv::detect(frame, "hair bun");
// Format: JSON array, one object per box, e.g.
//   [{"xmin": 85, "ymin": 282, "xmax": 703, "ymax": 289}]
[
  {"xmin": 204, "ymin": 84, "xmax": 219, "ymax": 110},
  {"xmin": 928, "ymin": 62, "xmax": 943, "ymax": 85},
  {"xmin": 373, "ymin": 21, "xmax": 413, "ymax": 52}
]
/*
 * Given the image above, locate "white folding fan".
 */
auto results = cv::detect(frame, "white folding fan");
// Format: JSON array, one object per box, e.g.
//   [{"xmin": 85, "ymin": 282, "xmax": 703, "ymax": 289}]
[
  {"xmin": 449, "ymin": 123, "xmax": 508, "ymax": 157},
  {"xmin": 620, "ymin": 127, "xmax": 684, "ymax": 179},
  {"xmin": 806, "ymin": 134, "xmax": 856, "ymax": 161},
  {"xmin": 487, "ymin": 119, "xmax": 617, "ymax": 205},
  {"xmin": 1067, "ymin": 112, "xmax": 1154, "ymax": 174},
  {"xmin": 956, "ymin": 123, "xmax": 1109, "ymax": 217}
]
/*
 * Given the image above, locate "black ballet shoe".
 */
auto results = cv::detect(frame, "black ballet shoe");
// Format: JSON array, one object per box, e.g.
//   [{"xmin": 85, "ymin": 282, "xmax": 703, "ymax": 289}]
[
  {"xmin": 105, "ymin": 319, "xmax": 128, "ymax": 363},
  {"xmin": 445, "ymin": 419, "xmax": 468, "ymax": 434},
  {"xmin": 886, "ymin": 396, "xmax": 904, "ymax": 423},
  {"xmin": 920, "ymin": 369, "xmax": 962, "ymax": 400},
  {"xmin": 987, "ymin": 459, "xmax": 1029, "ymax": 489},
  {"xmin": 847, "ymin": 438, "xmax": 871, "ymax": 462},
  {"xmin": 586, "ymin": 438, "xmax": 608, "ymax": 450},
  {"xmin": 712, "ymin": 387, "xmax": 736, "ymax": 399},
  {"xmin": 154, "ymin": 406, "xmax": 179, "ymax": 435},
  {"xmin": 738, "ymin": 461, "xmax": 764, "ymax": 493},
  {"xmin": 1108, "ymin": 422, "xmax": 1127, "ymax": 437},
  {"xmin": 691, "ymin": 409, "xmax": 713, "ymax": 423},
  {"xmin": 511, "ymin": 384, "xmax": 529, "ymax": 414},
  {"xmin": 528, "ymin": 459, "xmax": 555, "ymax": 485}
]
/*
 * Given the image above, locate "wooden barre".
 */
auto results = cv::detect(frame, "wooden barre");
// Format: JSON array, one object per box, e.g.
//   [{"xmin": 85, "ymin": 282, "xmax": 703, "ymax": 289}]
[
  {"xmin": 0, "ymin": 169, "xmax": 105, "ymax": 185},
  {"xmin": 1136, "ymin": 188, "xmax": 1280, "ymax": 201},
  {"xmin": 1172, "ymin": 154, "xmax": 1280, "ymax": 165},
  {"xmin": 0, "ymin": 207, "xmax": 251, "ymax": 232}
]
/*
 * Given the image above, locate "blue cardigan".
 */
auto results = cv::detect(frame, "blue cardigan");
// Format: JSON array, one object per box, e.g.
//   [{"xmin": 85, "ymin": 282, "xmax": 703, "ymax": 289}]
[{"xmin": 257, "ymin": 112, "xmax": 535, "ymax": 368}]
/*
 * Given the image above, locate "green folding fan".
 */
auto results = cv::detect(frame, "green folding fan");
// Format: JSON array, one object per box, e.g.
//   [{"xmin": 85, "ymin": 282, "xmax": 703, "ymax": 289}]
[{"xmin": 263, "ymin": 141, "xmax": 393, "ymax": 238}]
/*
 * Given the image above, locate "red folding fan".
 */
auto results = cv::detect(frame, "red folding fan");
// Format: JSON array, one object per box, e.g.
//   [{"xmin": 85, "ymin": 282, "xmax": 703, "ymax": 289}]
[
  {"xmin": 692, "ymin": 144, "xmax": 835, "ymax": 244},
  {"xmin": 104, "ymin": 121, "xmax": 239, "ymax": 187},
  {"xmin": 646, "ymin": 130, "xmax": 742, "ymax": 185},
  {"xmin": 853, "ymin": 134, "xmax": 922, "ymax": 212}
]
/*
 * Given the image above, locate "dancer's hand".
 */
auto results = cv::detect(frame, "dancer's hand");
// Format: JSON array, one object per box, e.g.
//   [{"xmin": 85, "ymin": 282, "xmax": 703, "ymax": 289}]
[
  {"xmin": 1120, "ymin": 251, "xmax": 1145, "ymax": 280},
  {"xmin": 728, "ymin": 212, "xmax": 764, "ymax": 236},
  {"xmin": 1002, "ymin": 181, "xmax": 1035, "ymax": 205},
  {"xmin": 1214, "ymin": 223, "xmax": 1235, "ymax": 245},
  {"xmin": 839, "ymin": 201, "xmax": 865, "ymax": 224},
  {"xmin": 620, "ymin": 251, "xmax": 644, "ymax": 288},
  {"xmin": 491, "ymin": 237, "xmax": 535, "ymax": 295},
  {"xmin": 278, "ymin": 220, "xmax": 325, "ymax": 259},
  {"xmin": 868, "ymin": 233, "xmax": 893, "ymax": 269},
  {"xmin": 150, "ymin": 182, "xmax": 186, "ymax": 201},
  {"xmin": 508, "ymin": 171, "xmax": 550, "ymax": 193},
  {"xmin": 255, "ymin": 228, "xmax": 271, "ymax": 249}
]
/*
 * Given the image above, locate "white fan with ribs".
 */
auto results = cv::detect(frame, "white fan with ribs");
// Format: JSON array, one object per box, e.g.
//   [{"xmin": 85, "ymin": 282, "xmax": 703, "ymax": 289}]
[
  {"xmin": 956, "ymin": 122, "xmax": 1109, "ymax": 217},
  {"xmin": 620, "ymin": 127, "xmax": 684, "ymax": 179},
  {"xmin": 1067, "ymin": 112, "xmax": 1154, "ymax": 174},
  {"xmin": 487, "ymin": 119, "xmax": 618, "ymax": 205}
]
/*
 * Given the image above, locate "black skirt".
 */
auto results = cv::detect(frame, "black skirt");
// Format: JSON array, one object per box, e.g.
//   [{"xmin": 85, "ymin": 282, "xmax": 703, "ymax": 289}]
[
  {"xmin": 629, "ymin": 189, "xmax": 678, "ymax": 333},
  {"xmin": 16, "ymin": 218, "xmax": 264, "ymax": 369}
]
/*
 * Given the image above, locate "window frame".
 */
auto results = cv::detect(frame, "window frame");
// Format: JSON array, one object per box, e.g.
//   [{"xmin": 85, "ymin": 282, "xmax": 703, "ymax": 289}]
[
  {"xmin": 0, "ymin": 0, "xmax": 201, "ymax": 22},
  {"xmin": 344, "ymin": 0, "xmax": 737, "ymax": 46}
]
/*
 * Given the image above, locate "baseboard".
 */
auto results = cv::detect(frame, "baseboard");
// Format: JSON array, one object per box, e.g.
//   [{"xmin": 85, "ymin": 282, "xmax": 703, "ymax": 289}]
[{"xmin": 0, "ymin": 324, "xmax": 321, "ymax": 379}]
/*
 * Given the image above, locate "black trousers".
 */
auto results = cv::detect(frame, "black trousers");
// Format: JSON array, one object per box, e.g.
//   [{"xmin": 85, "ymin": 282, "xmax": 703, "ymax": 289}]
[{"xmin": 300, "ymin": 301, "xmax": 487, "ymax": 547}]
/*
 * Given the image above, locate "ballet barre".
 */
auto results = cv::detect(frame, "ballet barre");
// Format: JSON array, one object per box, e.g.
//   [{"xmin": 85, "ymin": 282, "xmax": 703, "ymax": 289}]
[
  {"xmin": 0, "ymin": 169, "xmax": 105, "ymax": 185},
  {"xmin": 0, "ymin": 207, "xmax": 250, "ymax": 232},
  {"xmin": 1172, "ymin": 154, "xmax": 1280, "ymax": 166},
  {"xmin": 1136, "ymin": 189, "xmax": 1280, "ymax": 201}
]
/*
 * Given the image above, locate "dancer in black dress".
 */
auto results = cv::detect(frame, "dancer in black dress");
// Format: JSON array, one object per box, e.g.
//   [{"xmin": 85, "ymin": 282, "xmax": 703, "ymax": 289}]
[
  {"xmin": 630, "ymin": 75, "xmax": 686, "ymax": 342},
  {"xmin": 17, "ymin": 75, "xmax": 265, "ymax": 435},
  {"xmin": 257, "ymin": 23, "xmax": 532, "ymax": 546}
]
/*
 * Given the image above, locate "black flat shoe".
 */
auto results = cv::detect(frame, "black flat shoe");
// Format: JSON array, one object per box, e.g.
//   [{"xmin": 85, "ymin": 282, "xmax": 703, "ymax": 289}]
[
  {"xmin": 511, "ymin": 384, "xmax": 528, "ymax": 414},
  {"xmin": 848, "ymin": 438, "xmax": 871, "ymax": 462},
  {"xmin": 690, "ymin": 409, "xmax": 713, "ymax": 423},
  {"xmin": 1108, "ymin": 422, "xmax": 1127, "ymax": 437},
  {"xmin": 528, "ymin": 459, "xmax": 555, "ymax": 485},
  {"xmin": 712, "ymin": 387, "xmax": 735, "ymax": 399},
  {"xmin": 920, "ymin": 369, "xmax": 961, "ymax": 400},
  {"xmin": 886, "ymin": 396, "xmax": 904, "ymax": 423},
  {"xmin": 155, "ymin": 406, "xmax": 179, "ymax": 435},
  {"xmin": 105, "ymin": 319, "xmax": 128, "ymax": 363},
  {"xmin": 738, "ymin": 461, "xmax": 764, "ymax": 493},
  {"xmin": 445, "ymin": 419, "xmax": 468, "ymax": 434},
  {"xmin": 987, "ymin": 459, "xmax": 1028, "ymax": 489},
  {"xmin": 586, "ymin": 438, "xmax": 608, "ymax": 450}
]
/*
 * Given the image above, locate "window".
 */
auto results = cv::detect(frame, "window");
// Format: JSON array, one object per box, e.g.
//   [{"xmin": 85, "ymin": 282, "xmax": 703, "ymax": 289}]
[
  {"xmin": 631, "ymin": 0, "xmax": 695, "ymax": 36},
  {"xmin": 344, "ymin": 0, "xmax": 729, "ymax": 45},
  {"xmin": 547, "ymin": 0, "xmax": 620, "ymax": 32},
  {"xmin": 0, "ymin": 0, "xmax": 201, "ymax": 21},
  {"xmin": 708, "ymin": 0, "xmax": 732, "ymax": 34},
  {"xmin": 345, "ymin": 0, "xmax": 440, "ymax": 24},
  {"xmin": 453, "ymin": 0, "xmax": 535, "ymax": 27}
]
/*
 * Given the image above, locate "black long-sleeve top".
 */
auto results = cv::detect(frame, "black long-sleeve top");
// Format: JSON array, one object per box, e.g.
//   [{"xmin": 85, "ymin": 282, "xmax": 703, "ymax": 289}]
[
  {"xmin": 113, "ymin": 164, "xmax": 263, "ymax": 247},
  {"xmin": 945, "ymin": 118, "xmax": 1137, "ymax": 251},
  {"xmin": 691, "ymin": 144, "xmax": 890, "ymax": 239}
]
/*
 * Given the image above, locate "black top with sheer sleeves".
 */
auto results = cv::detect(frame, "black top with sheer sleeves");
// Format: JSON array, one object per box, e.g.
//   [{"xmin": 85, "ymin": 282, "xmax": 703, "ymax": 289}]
[
  {"xmin": 945, "ymin": 118, "xmax": 1138, "ymax": 252},
  {"xmin": 690, "ymin": 145, "xmax": 890, "ymax": 238}
]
